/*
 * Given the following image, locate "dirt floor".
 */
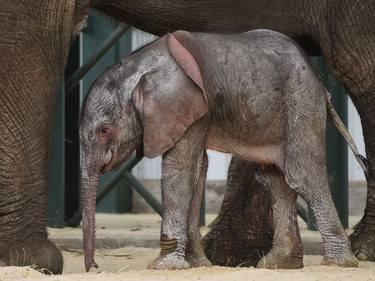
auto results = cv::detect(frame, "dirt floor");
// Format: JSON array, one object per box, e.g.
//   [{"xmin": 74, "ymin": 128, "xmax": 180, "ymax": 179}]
[
  {"xmin": 2, "ymin": 213, "xmax": 375, "ymax": 280},
  {"xmin": 1, "ymin": 249, "xmax": 375, "ymax": 281}
]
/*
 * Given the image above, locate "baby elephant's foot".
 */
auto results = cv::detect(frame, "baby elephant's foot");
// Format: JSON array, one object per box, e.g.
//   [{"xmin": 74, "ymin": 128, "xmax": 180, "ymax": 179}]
[
  {"xmin": 186, "ymin": 235, "xmax": 212, "ymax": 268},
  {"xmin": 256, "ymin": 252, "xmax": 303, "ymax": 269},
  {"xmin": 321, "ymin": 254, "xmax": 359, "ymax": 268},
  {"xmin": 186, "ymin": 253, "xmax": 212, "ymax": 268},
  {"xmin": 147, "ymin": 253, "xmax": 190, "ymax": 270}
]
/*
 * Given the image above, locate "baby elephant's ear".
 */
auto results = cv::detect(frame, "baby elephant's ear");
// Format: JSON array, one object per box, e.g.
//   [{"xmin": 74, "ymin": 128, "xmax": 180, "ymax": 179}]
[
  {"xmin": 132, "ymin": 47, "xmax": 208, "ymax": 158},
  {"xmin": 166, "ymin": 32, "xmax": 206, "ymax": 95}
]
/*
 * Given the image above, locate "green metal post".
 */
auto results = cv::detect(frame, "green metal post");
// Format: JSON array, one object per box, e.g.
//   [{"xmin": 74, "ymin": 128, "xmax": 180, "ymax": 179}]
[
  {"xmin": 307, "ymin": 56, "xmax": 348, "ymax": 230},
  {"xmin": 47, "ymin": 78, "xmax": 65, "ymax": 228},
  {"xmin": 64, "ymin": 38, "xmax": 81, "ymax": 222},
  {"xmin": 116, "ymin": 180, "xmax": 133, "ymax": 213},
  {"xmin": 200, "ymin": 188, "xmax": 206, "ymax": 226}
]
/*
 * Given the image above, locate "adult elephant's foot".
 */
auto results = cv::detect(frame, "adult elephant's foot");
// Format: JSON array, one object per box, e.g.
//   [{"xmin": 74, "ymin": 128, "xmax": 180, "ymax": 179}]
[
  {"xmin": 147, "ymin": 253, "xmax": 190, "ymax": 270},
  {"xmin": 350, "ymin": 218, "xmax": 375, "ymax": 261},
  {"xmin": 203, "ymin": 211, "xmax": 273, "ymax": 267},
  {"xmin": 0, "ymin": 237, "xmax": 63, "ymax": 274},
  {"xmin": 256, "ymin": 251, "xmax": 303, "ymax": 269},
  {"xmin": 349, "ymin": 177, "xmax": 375, "ymax": 261},
  {"xmin": 203, "ymin": 158, "xmax": 274, "ymax": 267}
]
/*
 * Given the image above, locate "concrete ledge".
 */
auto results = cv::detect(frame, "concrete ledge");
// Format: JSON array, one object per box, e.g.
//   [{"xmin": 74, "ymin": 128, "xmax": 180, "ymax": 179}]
[
  {"xmin": 49, "ymin": 213, "xmax": 362, "ymax": 256},
  {"xmin": 133, "ymin": 180, "xmax": 367, "ymax": 216}
]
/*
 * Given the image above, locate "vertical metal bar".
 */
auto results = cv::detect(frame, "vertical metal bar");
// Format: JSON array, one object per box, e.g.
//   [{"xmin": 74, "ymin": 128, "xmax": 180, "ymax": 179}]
[
  {"xmin": 325, "ymin": 73, "xmax": 349, "ymax": 229},
  {"xmin": 47, "ymin": 77, "xmax": 65, "ymax": 228},
  {"xmin": 199, "ymin": 188, "xmax": 206, "ymax": 226},
  {"xmin": 116, "ymin": 179, "xmax": 133, "ymax": 213},
  {"xmin": 296, "ymin": 202, "xmax": 308, "ymax": 223},
  {"xmin": 64, "ymin": 38, "xmax": 81, "ymax": 222},
  {"xmin": 307, "ymin": 56, "xmax": 348, "ymax": 230}
]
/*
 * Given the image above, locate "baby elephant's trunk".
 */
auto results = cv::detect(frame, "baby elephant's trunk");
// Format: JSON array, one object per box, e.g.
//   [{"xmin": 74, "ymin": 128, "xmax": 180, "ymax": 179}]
[{"xmin": 81, "ymin": 155, "xmax": 100, "ymax": 272}]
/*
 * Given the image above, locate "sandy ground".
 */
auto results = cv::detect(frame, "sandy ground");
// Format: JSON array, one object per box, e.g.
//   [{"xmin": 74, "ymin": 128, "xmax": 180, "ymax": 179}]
[
  {"xmin": 1, "ymin": 249, "xmax": 375, "ymax": 281},
  {"xmin": 2, "ymin": 213, "xmax": 375, "ymax": 280}
]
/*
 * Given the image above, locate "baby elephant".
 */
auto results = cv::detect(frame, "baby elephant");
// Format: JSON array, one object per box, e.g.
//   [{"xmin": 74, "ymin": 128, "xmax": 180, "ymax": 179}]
[{"xmin": 80, "ymin": 29, "xmax": 359, "ymax": 272}]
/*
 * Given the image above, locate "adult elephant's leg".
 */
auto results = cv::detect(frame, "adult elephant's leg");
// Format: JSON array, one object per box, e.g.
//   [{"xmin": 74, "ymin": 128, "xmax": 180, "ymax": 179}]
[
  {"xmin": 343, "ymin": 41, "xmax": 375, "ymax": 261},
  {"xmin": 350, "ymin": 92, "xmax": 375, "ymax": 261},
  {"xmin": 203, "ymin": 157, "xmax": 274, "ymax": 267},
  {"xmin": 0, "ymin": 1, "xmax": 87, "ymax": 274},
  {"xmin": 322, "ymin": 9, "xmax": 375, "ymax": 260},
  {"xmin": 0, "ymin": 43, "xmax": 62, "ymax": 274}
]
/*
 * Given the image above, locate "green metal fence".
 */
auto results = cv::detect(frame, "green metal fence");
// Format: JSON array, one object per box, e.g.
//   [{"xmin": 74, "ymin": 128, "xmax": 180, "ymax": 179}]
[{"xmin": 48, "ymin": 10, "xmax": 136, "ymax": 227}]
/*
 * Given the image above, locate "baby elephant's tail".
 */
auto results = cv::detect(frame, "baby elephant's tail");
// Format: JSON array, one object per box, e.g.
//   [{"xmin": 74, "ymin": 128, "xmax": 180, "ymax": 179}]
[{"xmin": 325, "ymin": 90, "xmax": 369, "ymax": 180}]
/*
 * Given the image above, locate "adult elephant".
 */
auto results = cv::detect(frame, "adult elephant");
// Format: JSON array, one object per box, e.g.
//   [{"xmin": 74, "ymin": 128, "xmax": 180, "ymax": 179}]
[{"xmin": 0, "ymin": 0, "xmax": 374, "ymax": 274}]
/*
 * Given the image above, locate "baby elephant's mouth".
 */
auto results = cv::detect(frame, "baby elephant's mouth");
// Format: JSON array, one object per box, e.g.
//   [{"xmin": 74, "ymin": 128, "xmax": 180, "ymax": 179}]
[
  {"xmin": 101, "ymin": 147, "xmax": 117, "ymax": 173},
  {"xmin": 101, "ymin": 163, "xmax": 113, "ymax": 173}
]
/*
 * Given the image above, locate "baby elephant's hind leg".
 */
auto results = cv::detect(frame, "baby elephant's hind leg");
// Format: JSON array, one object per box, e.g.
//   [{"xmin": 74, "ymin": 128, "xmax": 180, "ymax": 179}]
[
  {"xmin": 283, "ymin": 103, "xmax": 358, "ymax": 267},
  {"xmin": 285, "ymin": 160, "xmax": 358, "ymax": 267},
  {"xmin": 255, "ymin": 165, "xmax": 303, "ymax": 269}
]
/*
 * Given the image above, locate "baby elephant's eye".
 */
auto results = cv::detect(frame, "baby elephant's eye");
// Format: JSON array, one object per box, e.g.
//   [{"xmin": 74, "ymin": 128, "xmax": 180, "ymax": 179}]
[
  {"xmin": 101, "ymin": 127, "xmax": 109, "ymax": 135},
  {"xmin": 98, "ymin": 125, "xmax": 111, "ymax": 138}
]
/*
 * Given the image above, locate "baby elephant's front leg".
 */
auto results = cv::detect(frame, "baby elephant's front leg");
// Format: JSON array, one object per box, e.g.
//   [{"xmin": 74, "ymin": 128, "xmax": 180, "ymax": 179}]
[
  {"xmin": 148, "ymin": 142, "xmax": 208, "ymax": 270},
  {"xmin": 185, "ymin": 151, "xmax": 212, "ymax": 268},
  {"xmin": 147, "ymin": 234, "xmax": 190, "ymax": 270},
  {"xmin": 147, "ymin": 155, "xmax": 191, "ymax": 270}
]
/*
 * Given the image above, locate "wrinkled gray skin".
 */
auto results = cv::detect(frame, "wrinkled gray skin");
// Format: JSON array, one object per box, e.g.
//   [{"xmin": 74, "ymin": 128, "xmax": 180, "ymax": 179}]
[
  {"xmin": 80, "ymin": 30, "xmax": 359, "ymax": 271},
  {"xmin": 2, "ymin": 0, "xmax": 375, "ymax": 274}
]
